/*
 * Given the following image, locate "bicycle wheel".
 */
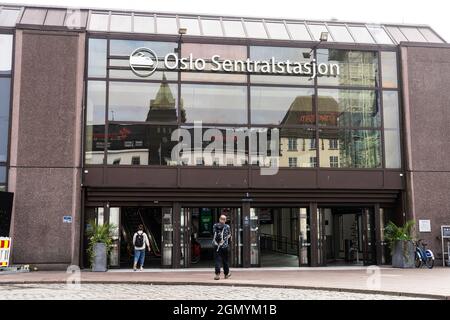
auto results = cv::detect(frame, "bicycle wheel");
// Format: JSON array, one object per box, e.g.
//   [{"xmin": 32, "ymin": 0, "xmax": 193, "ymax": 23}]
[
  {"xmin": 425, "ymin": 257, "xmax": 434, "ymax": 269},
  {"xmin": 415, "ymin": 252, "xmax": 422, "ymax": 268}
]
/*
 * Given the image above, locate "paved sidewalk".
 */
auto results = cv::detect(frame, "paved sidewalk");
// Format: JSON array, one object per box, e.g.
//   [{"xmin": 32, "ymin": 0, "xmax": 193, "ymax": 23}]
[{"xmin": 0, "ymin": 266, "xmax": 449, "ymax": 299}]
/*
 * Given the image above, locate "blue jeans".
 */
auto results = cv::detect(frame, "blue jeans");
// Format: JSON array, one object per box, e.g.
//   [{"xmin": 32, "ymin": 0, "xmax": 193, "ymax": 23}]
[{"xmin": 134, "ymin": 249, "xmax": 145, "ymax": 267}]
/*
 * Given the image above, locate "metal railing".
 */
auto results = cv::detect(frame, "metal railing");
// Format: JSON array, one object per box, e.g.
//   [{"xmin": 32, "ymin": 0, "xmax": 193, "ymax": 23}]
[{"xmin": 260, "ymin": 233, "xmax": 298, "ymax": 256}]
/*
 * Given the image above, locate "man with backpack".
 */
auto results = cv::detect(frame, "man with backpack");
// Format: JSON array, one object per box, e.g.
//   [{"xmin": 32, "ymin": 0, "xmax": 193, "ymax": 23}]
[
  {"xmin": 133, "ymin": 224, "xmax": 150, "ymax": 271},
  {"xmin": 212, "ymin": 214, "xmax": 232, "ymax": 280}
]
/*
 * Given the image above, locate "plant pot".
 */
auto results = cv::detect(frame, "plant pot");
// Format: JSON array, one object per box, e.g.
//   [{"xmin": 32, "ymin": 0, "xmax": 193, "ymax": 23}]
[
  {"xmin": 92, "ymin": 242, "xmax": 107, "ymax": 272},
  {"xmin": 391, "ymin": 240, "xmax": 415, "ymax": 268}
]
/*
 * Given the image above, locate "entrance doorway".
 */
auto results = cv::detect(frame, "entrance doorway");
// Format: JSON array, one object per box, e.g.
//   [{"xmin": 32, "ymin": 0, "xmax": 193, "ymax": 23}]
[
  {"xmin": 317, "ymin": 207, "xmax": 376, "ymax": 266},
  {"xmin": 180, "ymin": 207, "xmax": 243, "ymax": 268},
  {"xmin": 250, "ymin": 207, "xmax": 311, "ymax": 267}
]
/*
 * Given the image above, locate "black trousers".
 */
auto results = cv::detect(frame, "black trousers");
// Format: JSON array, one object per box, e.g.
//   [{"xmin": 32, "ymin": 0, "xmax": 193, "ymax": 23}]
[{"xmin": 214, "ymin": 246, "xmax": 229, "ymax": 275}]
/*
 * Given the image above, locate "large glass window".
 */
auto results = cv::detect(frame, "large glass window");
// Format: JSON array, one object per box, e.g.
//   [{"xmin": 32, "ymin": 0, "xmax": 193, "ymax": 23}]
[
  {"xmin": 319, "ymin": 130, "xmax": 382, "ymax": 168},
  {"xmin": 181, "ymin": 43, "xmax": 247, "ymax": 83},
  {"xmin": 110, "ymin": 14, "xmax": 132, "ymax": 33},
  {"xmin": 223, "ymin": 20, "xmax": 246, "ymax": 37},
  {"xmin": 251, "ymin": 87, "xmax": 314, "ymax": 125},
  {"xmin": 0, "ymin": 165, "xmax": 5, "ymax": 185},
  {"xmin": 287, "ymin": 23, "xmax": 312, "ymax": 41},
  {"xmin": 88, "ymin": 38, "xmax": 107, "ymax": 78},
  {"xmin": 317, "ymin": 49, "xmax": 379, "ymax": 87},
  {"xmin": 179, "ymin": 18, "xmax": 201, "ymax": 36},
  {"xmin": 85, "ymin": 39, "xmax": 400, "ymax": 169},
  {"xmin": 265, "ymin": 22, "xmax": 290, "ymax": 40},
  {"xmin": 318, "ymin": 89, "xmax": 380, "ymax": 128},
  {"xmin": 85, "ymin": 81, "xmax": 106, "ymax": 165},
  {"xmin": 133, "ymin": 15, "xmax": 155, "ymax": 34},
  {"xmin": 381, "ymin": 51, "xmax": 398, "ymax": 88},
  {"xmin": 107, "ymin": 123, "xmax": 178, "ymax": 165},
  {"xmin": 109, "ymin": 82, "xmax": 178, "ymax": 122},
  {"xmin": 200, "ymin": 19, "xmax": 223, "ymax": 37},
  {"xmin": 176, "ymin": 126, "xmax": 248, "ymax": 166},
  {"xmin": 0, "ymin": 34, "xmax": 13, "ymax": 75},
  {"xmin": 0, "ymin": 79, "xmax": 11, "ymax": 163},
  {"xmin": 244, "ymin": 20, "xmax": 268, "ymax": 39},
  {"xmin": 181, "ymin": 84, "xmax": 247, "ymax": 124},
  {"xmin": 383, "ymin": 91, "xmax": 401, "ymax": 168},
  {"xmin": 250, "ymin": 46, "xmax": 314, "ymax": 85}
]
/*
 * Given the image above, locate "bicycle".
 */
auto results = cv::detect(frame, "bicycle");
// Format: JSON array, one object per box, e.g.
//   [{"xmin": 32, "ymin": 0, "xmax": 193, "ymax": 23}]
[{"xmin": 415, "ymin": 239, "xmax": 435, "ymax": 269}]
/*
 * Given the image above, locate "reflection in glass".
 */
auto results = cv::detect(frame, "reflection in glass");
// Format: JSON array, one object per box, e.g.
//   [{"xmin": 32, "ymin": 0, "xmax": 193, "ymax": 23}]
[
  {"xmin": 107, "ymin": 124, "xmax": 178, "ymax": 165},
  {"xmin": 250, "ymin": 46, "xmax": 314, "ymax": 85},
  {"xmin": 348, "ymin": 26, "xmax": 375, "ymax": 43},
  {"xmin": 85, "ymin": 81, "xmax": 106, "ymax": 165},
  {"xmin": 0, "ymin": 34, "xmax": 13, "ymax": 75},
  {"xmin": 179, "ymin": 18, "xmax": 201, "ymax": 35},
  {"xmin": 0, "ymin": 79, "xmax": 10, "ymax": 162},
  {"xmin": 110, "ymin": 14, "xmax": 132, "ymax": 32},
  {"xmin": 383, "ymin": 91, "xmax": 401, "ymax": 168},
  {"xmin": 265, "ymin": 22, "xmax": 290, "ymax": 40},
  {"xmin": 200, "ymin": 19, "xmax": 223, "ymax": 37},
  {"xmin": 88, "ymin": 38, "xmax": 107, "ymax": 77},
  {"xmin": 109, "ymin": 69, "xmax": 178, "ymax": 80},
  {"xmin": 181, "ymin": 84, "xmax": 247, "ymax": 124},
  {"xmin": 278, "ymin": 128, "xmax": 317, "ymax": 168},
  {"xmin": 109, "ymin": 80, "xmax": 178, "ymax": 122},
  {"xmin": 318, "ymin": 89, "xmax": 380, "ymax": 128},
  {"xmin": 244, "ymin": 20, "xmax": 268, "ymax": 38},
  {"xmin": 182, "ymin": 43, "xmax": 247, "ymax": 60},
  {"xmin": 89, "ymin": 13, "xmax": 109, "ymax": 31},
  {"xmin": 381, "ymin": 52, "xmax": 398, "ymax": 88},
  {"xmin": 0, "ymin": 166, "xmax": 5, "ymax": 184},
  {"xmin": 251, "ymin": 87, "xmax": 314, "ymax": 125},
  {"xmin": 319, "ymin": 129, "xmax": 382, "ymax": 168},
  {"xmin": 328, "ymin": 25, "xmax": 354, "ymax": 43},
  {"xmin": 110, "ymin": 40, "xmax": 177, "ymax": 57},
  {"xmin": 317, "ymin": 49, "xmax": 378, "ymax": 87},
  {"xmin": 133, "ymin": 15, "xmax": 155, "ymax": 33},
  {"xmin": 176, "ymin": 126, "xmax": 248, "ymax": 166},
  {"xmin": 223, "ymin": 20, "xmax": 245, "ymax": 37},
  {"xmin": 287, "ymin": 23, "xmax": 312, "ymax": 41}
]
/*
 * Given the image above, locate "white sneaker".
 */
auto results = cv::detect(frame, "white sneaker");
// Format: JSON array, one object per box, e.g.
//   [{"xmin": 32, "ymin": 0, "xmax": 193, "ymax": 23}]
[{"xmin": 140, "ymin": 266, "xmax": 144, "ymax": 271}]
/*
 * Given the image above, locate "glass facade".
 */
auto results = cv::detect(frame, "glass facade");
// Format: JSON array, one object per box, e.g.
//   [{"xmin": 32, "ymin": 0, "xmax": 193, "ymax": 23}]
[
  {"xmin": 85, "ymin": 38, "xmax": 402, "ymax": 170},
  {"xmin": 0, "ymin": 33, "xmax": 12, "ymax": 189}
]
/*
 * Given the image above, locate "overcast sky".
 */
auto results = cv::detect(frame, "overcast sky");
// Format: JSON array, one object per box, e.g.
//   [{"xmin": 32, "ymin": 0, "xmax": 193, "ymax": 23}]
[{"xmin": 3, "ymin": 0, "xmax": 450, "ymax": 41}]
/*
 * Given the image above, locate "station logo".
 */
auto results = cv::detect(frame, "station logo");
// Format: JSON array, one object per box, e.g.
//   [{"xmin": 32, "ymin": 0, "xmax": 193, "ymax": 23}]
[
  {"xmin": 129, "ymin": 48, "xmax": 340, "ymax": 79},
  {"xmin": 129, "ymin": 47, "xmax": 158, "ymax": 77}
]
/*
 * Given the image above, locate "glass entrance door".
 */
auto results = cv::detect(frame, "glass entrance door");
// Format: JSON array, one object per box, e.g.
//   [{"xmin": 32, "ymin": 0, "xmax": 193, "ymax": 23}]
[
  {"xmin": 250, "ymin": 207, "xmax": 311, "ymax": 267},
  {"xmin": 180, "ymin": 207, "xmax": 242, "ymax": 268},
  {"xmin": 362, "ymin": 208, "xmax": 377, "ymax": 265}
]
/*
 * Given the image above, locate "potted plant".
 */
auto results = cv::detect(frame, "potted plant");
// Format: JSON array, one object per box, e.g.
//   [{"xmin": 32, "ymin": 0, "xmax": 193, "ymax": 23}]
[
  {"xmin": 384, "ymin": 220, "xmax": 416, "ymax": 268},
  {"xmin": 86, "ymin": 220, "xmax": 115, "ymax": 272}
]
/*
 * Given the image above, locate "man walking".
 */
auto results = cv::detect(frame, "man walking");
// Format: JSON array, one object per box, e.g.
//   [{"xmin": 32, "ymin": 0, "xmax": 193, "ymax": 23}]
[
  {"xmin": 133, "ymin": 224, "xmax": 151, "ymax": 271},
  {"xmin": 212, "ymin": 214, "xmax": 231, "ymax": 280}
]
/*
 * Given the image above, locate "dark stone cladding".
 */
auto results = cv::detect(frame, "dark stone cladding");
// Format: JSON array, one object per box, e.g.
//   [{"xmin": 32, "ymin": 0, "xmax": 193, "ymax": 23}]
[
  {"xmin": 8, "ymin": 29, "xmax": 84, "ymax": 268},
  {"xmin": 401, "ymin": 43, "xmax": 450, "ymax": 262}
]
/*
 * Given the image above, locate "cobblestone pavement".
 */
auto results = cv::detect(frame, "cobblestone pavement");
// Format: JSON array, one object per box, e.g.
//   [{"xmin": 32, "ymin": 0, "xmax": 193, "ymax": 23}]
[{"xmin": 1, "ymin": 284, "xmax": 429, "ymax": 300}]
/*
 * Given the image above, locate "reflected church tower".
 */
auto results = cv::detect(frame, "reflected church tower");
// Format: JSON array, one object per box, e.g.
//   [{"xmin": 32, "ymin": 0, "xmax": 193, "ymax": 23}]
[{"xmin": 145, "ymin": 73, "xmax": 184, "ymax": 165}]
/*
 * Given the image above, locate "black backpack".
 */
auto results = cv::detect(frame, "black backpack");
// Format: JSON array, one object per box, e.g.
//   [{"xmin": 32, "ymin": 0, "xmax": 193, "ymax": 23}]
[{"xmin": 135, "ymin": 233, "xmax": 144, "ymax": 247}]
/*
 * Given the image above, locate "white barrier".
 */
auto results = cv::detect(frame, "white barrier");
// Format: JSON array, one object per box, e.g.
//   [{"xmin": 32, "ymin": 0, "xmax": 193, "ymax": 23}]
[{"xmin": 0, "ymin": 237, "xmax": 11, "ymax": 267}]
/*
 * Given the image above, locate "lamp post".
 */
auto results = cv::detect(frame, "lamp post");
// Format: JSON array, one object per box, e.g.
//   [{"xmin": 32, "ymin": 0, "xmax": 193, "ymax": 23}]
[{"xmin": 302, "ymin": 31, "xmax": 329, "ymax": 59}]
